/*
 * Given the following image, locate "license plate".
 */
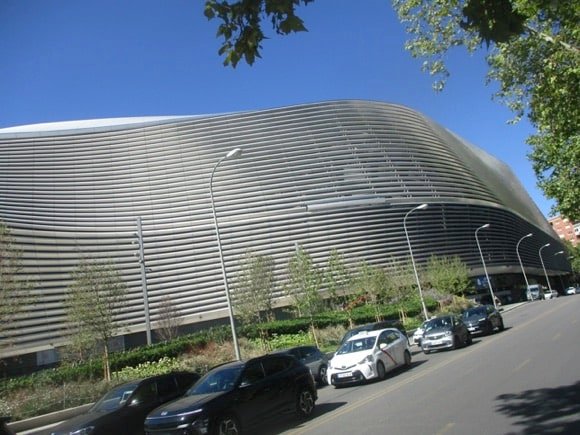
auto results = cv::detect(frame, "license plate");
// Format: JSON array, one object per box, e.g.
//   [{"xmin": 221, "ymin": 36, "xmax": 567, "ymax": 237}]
[
  {"xmin": 430, "ymin": 339, "xmax": 443, "ymax": 345},
  {"xmin": 337, "ymin": 372, "xmax": 352, "ymax": 378}
]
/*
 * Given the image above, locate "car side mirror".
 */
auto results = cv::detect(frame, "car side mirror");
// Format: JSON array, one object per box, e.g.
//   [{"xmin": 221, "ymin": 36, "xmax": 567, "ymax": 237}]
[{"xmin": 379, "ymin": 343, "xmax": 387, "ymax": 350}]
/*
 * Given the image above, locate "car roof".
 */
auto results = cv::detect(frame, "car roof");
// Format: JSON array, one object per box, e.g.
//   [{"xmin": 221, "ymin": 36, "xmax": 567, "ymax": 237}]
[{"xmin": 347, "ymin": 327, "xmax": 400, "ymax": 341}]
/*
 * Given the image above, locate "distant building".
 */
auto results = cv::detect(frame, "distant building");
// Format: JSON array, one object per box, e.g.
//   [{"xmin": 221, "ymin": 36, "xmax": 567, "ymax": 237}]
[{"xmin": 549, "ymin": 215, "xmax": 580, "ymax": 247}]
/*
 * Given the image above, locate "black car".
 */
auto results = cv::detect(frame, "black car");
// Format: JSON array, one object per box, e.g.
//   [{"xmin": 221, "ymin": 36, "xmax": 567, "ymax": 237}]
[
  {"xmin": 420, "ymin": 315, "xmax": 472, "ymax": 354},
  {"xmin": 461, "ymin": 305, "xmax": 504, "ymax": 336},
  {"xmin": 50, "ymin": 371, "xmax": 199, "ymax": 435},
  {"xmin": 144, "ymin": 354, "xmax": 317, "ymax": 435},
  {"xmin": 271, "ymin": 345, "xmax": 329, "ymax": 385},
  {"xmin": 340, "ymin": 320, "xmax": 407, "ymax": 346}
]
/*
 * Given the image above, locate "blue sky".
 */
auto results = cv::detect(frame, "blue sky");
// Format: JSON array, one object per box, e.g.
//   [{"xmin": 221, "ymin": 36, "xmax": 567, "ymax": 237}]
[{"xmin": 0, "ymin": 0, "xmax": 553, "ymax": 217}]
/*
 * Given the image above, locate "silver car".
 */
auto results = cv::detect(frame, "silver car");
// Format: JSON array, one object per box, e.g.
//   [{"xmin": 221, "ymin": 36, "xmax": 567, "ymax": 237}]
[{"xmin": 272, "ymin": 345, "xmax": 329, "ymax": 385}]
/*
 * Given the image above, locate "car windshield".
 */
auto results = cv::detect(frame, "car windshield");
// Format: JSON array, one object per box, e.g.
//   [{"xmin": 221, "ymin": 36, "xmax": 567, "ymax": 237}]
[
  {"xmin": 424, "ymin": 317, "xmax": 452, "ymax": 332},
  {"xmin": 336, "ymin": 336, "xmax": 376, "ymax": 355},
  {"xmin": 462, "ymin": 307, "xmax": 486, "ymax": 319},
  {"xmin": 188, "ymin": 366, "xmax": 243, "ymax": 395},
  {"xmin": 91, "ymin": 381, "xmax": 139, "ymax": 412}
]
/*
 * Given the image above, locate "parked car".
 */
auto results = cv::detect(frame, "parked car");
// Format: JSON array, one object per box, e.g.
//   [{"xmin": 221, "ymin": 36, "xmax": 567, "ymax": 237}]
[
  {"xmin": 421, "ymin": 315, "xmax": 472, "ymax": 354},
  {"xmin": 412, "ymin": 321, "xmax": 428, "ymax": 346},
  {"xmin": 340, "ymin": 320, "xmax": 407, "ymax": 346},
  {"xmin": 144, "ymin": 354, "xmax": 317, "ymax": 435},
  {"xmin": 565, "ymin": 286, "xmax": 577, "ymax": 295},
  {"xmin": 327, "ymin": 328, "xmax": 411, "ymax": 388},
  {"xmin": 272, "ymin": 345, "xmax": 329, "ymax": 385},
  {"xmin": 461, "ymin": 305, "xmax": 504, "ymax": 336},
  {"xmin": 543, "ymin": 289, "xmax": 559, "ymax": 299},
  {"xmin": 50, "ymin": 371, "xmax": 199, "ymax": 435}
]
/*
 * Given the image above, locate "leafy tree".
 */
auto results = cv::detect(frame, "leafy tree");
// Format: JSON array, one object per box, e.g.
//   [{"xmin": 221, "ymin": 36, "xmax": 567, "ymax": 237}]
[
  {"xmin": 562, "ymin": 240, "xmax": 580, "ymax": 283},
  {"xmin": 323, "ymin": 249, "xmax": 352, "ymax": 309},
  {"xmin": 423, "ymin": 254, "xmax": 473, "ymax": 298},
  {"xmin": 285, "ymin": 245, "xmax": 323, "ymax": 344},
  {"xmin": 204, "ymin": 1, "xmax": 579, "ymax": 220},
  {"xmin": 234, "ymin": 250, "xmax": 276, "ymax": 325},
  {"xmin": 0, "ymin": 221, "xmax": 32, "ymax": 351},
  {"xmin": 351, "ymin": 261, "xmax": 389, "ymax": 322},
  {"xmin": 383, "ymin": 258, "xmax": 420, "ymax": 322},
  {"xmin": 66, "ymin": 257, "xmax": 127, "ymax": 381}
]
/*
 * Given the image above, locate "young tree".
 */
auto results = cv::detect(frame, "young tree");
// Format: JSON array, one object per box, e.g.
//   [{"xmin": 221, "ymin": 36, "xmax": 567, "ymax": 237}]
[
  {"xmin": 234, "ymin": 250, "xmax": 276, "ymax": 325},
  {"xmin": 383, "ymin": 258, "xmax": 420, "ymax": 322},
  {"xmin": 155, "ymin": 295, "xmax": 183, "ymax": 342},
  {"xmin": 204, "ymin": 1, "xmax": 579, "ymax": 220},
  {"xmin": 285, "ymin": 245, "xmax": 323, "ymax": 344},
  {"xmin": 351, "ymin": 261, "xmax": 388, "ymax": 322},
  {"xmin": 423, "ymin": 255, "xmax": 473, "ymax": 298},
  {"xmin": 66, "ymin": 257, "xmax": 127, "ymax": 381},
  {"xmin": 0, "ymin": 221, "xmax": 32, "ymax": 351},
  {"xmin": 323, "ymin": 249, "xmax": 352, "ymax": 309}
]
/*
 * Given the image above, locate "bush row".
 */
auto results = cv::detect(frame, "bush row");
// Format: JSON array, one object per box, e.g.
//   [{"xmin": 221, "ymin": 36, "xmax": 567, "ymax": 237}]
[{"xmin": 1, "ymin": 299, "xmax": 436, "ymax": 391}]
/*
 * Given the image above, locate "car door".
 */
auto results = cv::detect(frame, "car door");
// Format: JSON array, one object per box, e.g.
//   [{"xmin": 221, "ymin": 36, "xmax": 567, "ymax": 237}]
[
  {"xmin": 376, "ymin": 331, "xmax": 397, "ymax": 371},
  {"xmin": 104, "ymin": 379, "xmax": 158, "ymax": 435},
  {"xmin": 236, "ymin": 359, "xmax": 275, "ymax": 428},
  {"xmin": 261, "ymin": 355, "xmax": 296, "ymax": 413}
]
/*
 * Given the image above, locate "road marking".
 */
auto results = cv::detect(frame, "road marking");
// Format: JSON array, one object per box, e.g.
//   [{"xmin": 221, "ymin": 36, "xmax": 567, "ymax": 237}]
[
  {"xmin": 436, "ymin": 422, "xmax": 456, "ymax": 434},
  {"xmin": 513, "ymin": 358, "xmax": 530, "ymax": 372}
]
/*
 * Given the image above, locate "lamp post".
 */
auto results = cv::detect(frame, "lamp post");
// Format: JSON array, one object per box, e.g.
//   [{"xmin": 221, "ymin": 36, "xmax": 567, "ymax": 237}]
[
  {"xmin": 516, "ymin": 233, "xmax": 533, "ymax": 300},
  {"xmin": 209, "ymin": 147, "xmax": 243, "ymax": 360},
  {"xmin": 475, "ymin": 224, "xmax": 497, "ymax": 309},
  {"xmin": 403, "ymin": 203, "xmax": 429, "ymax": 320},
  {"xmin": 539, "ymin": 243, "xmax": 552, "ymax": 292},
  {"xmin": 135, "ymin": 216, "xmax": 152, "ymax": 345}
]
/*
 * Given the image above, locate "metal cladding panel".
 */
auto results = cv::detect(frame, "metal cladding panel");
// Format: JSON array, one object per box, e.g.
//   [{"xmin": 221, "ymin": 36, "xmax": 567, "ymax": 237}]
[{"xmin": 0, "ymin": 100, "xmax": 570, "ymax": 357}]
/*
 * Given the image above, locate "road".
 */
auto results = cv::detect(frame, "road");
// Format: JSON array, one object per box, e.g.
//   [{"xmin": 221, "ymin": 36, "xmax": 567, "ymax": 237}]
[{"xmin": 266, "ymin": 296, "xmax": 580, "ymax": 435}]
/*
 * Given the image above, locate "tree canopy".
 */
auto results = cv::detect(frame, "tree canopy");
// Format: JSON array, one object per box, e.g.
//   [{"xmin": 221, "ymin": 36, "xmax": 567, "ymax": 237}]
[{"xmin": 204, "ymin": 0, "xmax": 579, "ymax": 220}]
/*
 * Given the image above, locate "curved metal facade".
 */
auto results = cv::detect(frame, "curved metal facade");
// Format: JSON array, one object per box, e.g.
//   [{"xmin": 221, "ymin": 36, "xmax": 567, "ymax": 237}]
[{"xmin": 0, "ymin": 100, "xmax": 570, "ymax": 358}]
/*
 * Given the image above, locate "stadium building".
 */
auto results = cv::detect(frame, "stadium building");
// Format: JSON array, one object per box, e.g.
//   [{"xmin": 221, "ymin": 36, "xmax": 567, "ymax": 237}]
[{"xmin": 0, "ymin": 100, "xmax": 572, "ymax": 369}]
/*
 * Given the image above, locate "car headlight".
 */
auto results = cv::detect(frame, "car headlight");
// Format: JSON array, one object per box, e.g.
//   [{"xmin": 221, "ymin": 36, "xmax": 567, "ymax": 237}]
[
  {"xmin": 70, "ymin": 427, "xmax": 95, "ymax": 435},
  {"xmin": 444, "ymin": 331, "xmax": 452, "ymax": 336}
]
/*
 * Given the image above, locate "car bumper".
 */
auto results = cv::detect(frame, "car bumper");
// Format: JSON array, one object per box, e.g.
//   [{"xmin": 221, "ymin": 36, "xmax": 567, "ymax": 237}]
[
  {"xmin": 422, "ymin": 336, "xmax": 454, "ymax": 351},
  {"xmin": 328, "ymin": 363, "xmax": 377, "ymax": 385}
]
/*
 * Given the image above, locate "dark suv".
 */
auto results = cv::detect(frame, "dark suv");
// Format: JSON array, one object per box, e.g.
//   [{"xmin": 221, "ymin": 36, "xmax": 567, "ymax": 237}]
[
  {"xmin": 144, "ymin": 354, "xmax": 317, "ymax": 435},
  {"xmin": 461, "ymin": 305, "xmax": 504, "ymax": 336}
]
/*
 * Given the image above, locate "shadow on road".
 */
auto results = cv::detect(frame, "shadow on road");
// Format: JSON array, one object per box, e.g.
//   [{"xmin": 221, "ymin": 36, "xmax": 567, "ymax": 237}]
[
  {"xmin": 255, "ymin": 401, "xmax": 348, "ymax": 435},
  {"xmin": 495, "ymin": 380, "xmax": 580, "ymax": 434}
]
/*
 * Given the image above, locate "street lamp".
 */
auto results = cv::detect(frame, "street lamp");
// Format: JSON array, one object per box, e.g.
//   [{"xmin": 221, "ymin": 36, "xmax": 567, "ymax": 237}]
[
  {"xmin": 539, "ymin": 243, "xmax": 552, "ymax": 292},
  {"xmin": 209, "ymin": 147, "xmax": 243, "ymax": 360},
  {"xmin": 475, "ymin": 224, "xmax": 497, "ymax": 309},
  {"xmin": 553, "ymin": 251, "xmax": 564, "ymax": 257},
  {"xmin": 516, "ymin": 233, "xmax": 533, "ymax": 299},
  {"xmin": 403, "ymin": 203, "xmax": 429, "ymax": 320}
]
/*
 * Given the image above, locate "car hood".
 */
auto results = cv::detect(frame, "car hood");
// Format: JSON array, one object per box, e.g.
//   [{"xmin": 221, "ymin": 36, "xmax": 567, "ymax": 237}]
[
  {"xmin": 331, "ymin": 352, "xmax": 370, "ymax": 369},
  {"xmin": 423, "ymin": 327, "xmax": 452, "ymax": 337},
  {"xmin": 462, "ymin": 315, "xmax": 486, "ymax": 324},
  {"xmin": 50, "ymin": 411, "xmax": 108, "ymax": 434},
  {"xmin": 148, "ymin": 392, "xmax": 224, "ymax": 418}
]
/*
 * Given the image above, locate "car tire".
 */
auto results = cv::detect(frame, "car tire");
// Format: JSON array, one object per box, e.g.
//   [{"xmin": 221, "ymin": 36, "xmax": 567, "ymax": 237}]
[
  {"xmin": 214, "ymin": 413, "xmax": 241, "ymax": 435},
  {"xmin": 376, "ymin": 361, "xmax": 386, "ymax": 380},
  {"xmin": 318, "ymin": 365, "xmax": 328, "ymax": 386},
  {"xmin": 466, "ymin": 333, "xmax": 472, "ymax": 346},
  {"xmin": 403, "ymin": 350, "xmax": 412, "ymax": 368},
  {"xmin": 498, "ymin": 318, "xmax": 504, "ymax": 331},
  {"xmin": 296, "ymin": 388, "xmax": 315, "ymax": 418},
  {"xmin": 423, "ymin": 348, "xmax": 430, "ymax": 355}
]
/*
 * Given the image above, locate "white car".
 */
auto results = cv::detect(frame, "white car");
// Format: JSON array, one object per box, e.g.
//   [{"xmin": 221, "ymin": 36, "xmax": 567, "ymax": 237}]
[
  {"xmin": 327, "ymin": 328, "xmax": 411, "ymax": 387},
  {"xmin": 412, "ymin": 321, "xmax": 428, "ymax": 346},
  {"xmin": 565, "ymin": 286, "xmax": 577, "ymax": 295},
  {"xmin": 543, "ymin": 289, "xmax": 559, "ymax": 299}
]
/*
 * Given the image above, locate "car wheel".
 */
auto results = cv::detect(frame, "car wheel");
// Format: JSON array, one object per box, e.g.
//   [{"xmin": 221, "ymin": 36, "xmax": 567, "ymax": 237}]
[
  {"xmin": 451, "ymin": 336, "xmax": 459, "ymax": 350},
  {"xmin": 317, "ymin": 365, "xmax": 328, "ymax": 386},
  {"xmin": 296, "ymin": 388, "xmax": 315, "ymax": 418},
  {"xmin": 423, "ymin": 348, "xmax": 430, "ymax": 355},
  {"xmin": 403, "ymin": 350, "xmax": 412, "ymax": 368},
  {"xmin": 214, "ymin": 414, "xmax": 241, "ymax": 435},
  {"xmin": 376, "ymin": 361, "xmax": 386, "ymax": 380},
  {"xmin": 466, "ymin": 333, "xmax": 472, "ymax": 346},
  {"xmin": 498, "ymin": 318, "xmax": 504, "ymax": 331}
]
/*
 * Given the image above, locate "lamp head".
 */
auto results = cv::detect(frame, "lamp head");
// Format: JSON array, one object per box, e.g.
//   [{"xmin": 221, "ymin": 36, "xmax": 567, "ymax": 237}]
[
  {"xmin": 225, "ymin": 148, "xmax": 243, "ymax": 160},
  {"xmin": 417, "ymin": 203, "xmax": 428, "ymax": 210}
]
